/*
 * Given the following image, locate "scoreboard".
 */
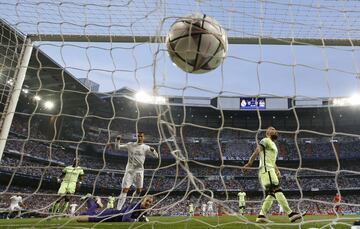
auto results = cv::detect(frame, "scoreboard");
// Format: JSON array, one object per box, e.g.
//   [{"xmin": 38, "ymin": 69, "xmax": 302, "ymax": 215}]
[
  {"xmin": 174, "ymin": 95, "xmax": 325, "ymax": 110},
  {"xmin": 216, "ymin": 97, "xmax": 289, "ymax": 110},
  {"xmin": 240, "ymin": 98, "xmax": 266, "ymax": 109}
]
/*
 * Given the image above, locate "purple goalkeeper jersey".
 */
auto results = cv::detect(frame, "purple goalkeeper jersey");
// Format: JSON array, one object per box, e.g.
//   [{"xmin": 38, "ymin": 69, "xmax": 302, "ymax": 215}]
[
  {"xmin": 79, "ymin": 197, "xmax": 98, "ymax": 216},
  {"xmin": 83, "ymin": 198, "xmax": 143, "ymax": 222}
]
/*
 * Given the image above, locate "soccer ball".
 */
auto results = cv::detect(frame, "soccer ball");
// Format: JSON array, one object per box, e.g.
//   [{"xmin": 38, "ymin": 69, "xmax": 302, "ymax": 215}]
[{"xmin": 166, "ymin": 13, "xmax": 228, "ymax": 74}]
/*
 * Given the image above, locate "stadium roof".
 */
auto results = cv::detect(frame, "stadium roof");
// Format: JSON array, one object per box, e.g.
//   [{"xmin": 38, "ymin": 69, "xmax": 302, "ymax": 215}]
[
  {"xmin": 2, "ymin": 18, "xmax": 359, "ymax": 114},
  {"xmin": 1, "ymin": 1, "xmax": 360, "ymax": 45},
  {"xmin": 1, "ymin": 19, "xmax": 104, "ymax": 112}
]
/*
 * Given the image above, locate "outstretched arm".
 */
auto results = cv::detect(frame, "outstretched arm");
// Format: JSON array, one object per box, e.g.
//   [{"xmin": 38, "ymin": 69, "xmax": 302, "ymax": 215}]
[
  {"xmin": 113, "ymin": 136, "xmax": 128, "ymax": 151},
  {"xmin": 243, "ymin": 145, "xmax": 261, "ymax": 170},
  {"xmin": 122, "ymin": 205, "xmax": 137, "ymax": 222},
  {"xmin": 148, "ymin": 146, "xmax": 158, "ymax": 158},
  {"xmin": 76, "ymin": 215, "xmax": 90, "ymax": 222}
]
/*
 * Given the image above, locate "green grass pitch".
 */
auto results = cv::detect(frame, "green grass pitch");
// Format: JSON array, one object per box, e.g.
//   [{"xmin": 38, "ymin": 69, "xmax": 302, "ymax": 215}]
[{"xmin": 1, "ymin": 215, "xmax": 359, "ymax": 228}]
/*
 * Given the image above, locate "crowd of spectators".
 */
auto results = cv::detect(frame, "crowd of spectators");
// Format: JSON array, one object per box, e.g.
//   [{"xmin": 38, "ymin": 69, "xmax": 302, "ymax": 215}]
[
  {"xmin": 8, "ymin": 115, "xmax": 360, "ymax": 161},
  {"xmin": 1, "ymin": 184, "xmax": 360, "ymax": 216},
  {"xmin": 1, "ymin": 153, "xmax": 360, "ymax": 193},
  {"xmin": 1, "ymin": 114, "xmax": 360, "ymax": 216}
]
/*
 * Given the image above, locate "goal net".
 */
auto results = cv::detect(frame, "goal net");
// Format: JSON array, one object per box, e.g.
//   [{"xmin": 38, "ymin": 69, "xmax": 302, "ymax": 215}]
[{"xmin": 0, "ymin": 0, "xmax": 360, "ymax": 228}]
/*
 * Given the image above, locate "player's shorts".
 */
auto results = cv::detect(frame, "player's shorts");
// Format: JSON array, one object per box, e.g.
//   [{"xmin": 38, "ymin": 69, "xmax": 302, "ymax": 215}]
[
  {"xmin": 207, "ymin": 207, "xmax": 214, "ymax": 212},
  {"xmin": 9, "ymin": 205, "xmax": 22, "ymax": 211},
  {"xmin": 121, "ymin": 169, "xmax": 144, "ymax": 189},
  {"xmin": 239, "ymin": 201, "xmax": 246, "ymax": 208},
  {"xmin": 259, "ymin": 169, "xmax": 279, "ymax": 191},
  {"xmin": 58, "ymin": 182, "xmax": 77, "ymax": 195}
]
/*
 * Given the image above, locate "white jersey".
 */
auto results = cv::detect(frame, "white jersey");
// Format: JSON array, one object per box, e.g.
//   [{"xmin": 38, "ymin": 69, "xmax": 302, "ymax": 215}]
[
  {"xmin": 10, "ymin": 196, "xmax": 22, "ymax": 207},
  {"xmin": 116, "ymin": 142, "xmax": 158, "ymax": 171},
  {"xmin": 278, "ymin": 204, "xmax": 284, "ymax": 213},
  {"xmin": 207, "ymin": 201, "xmax": 214, "ymax": 209},
  {"xmin": 202, "ymin": 204, "xmax": 207, "ymax": 212},
  {"xmin": 70, "ymin": 204, "xmax": 78, "ymax": 215}
]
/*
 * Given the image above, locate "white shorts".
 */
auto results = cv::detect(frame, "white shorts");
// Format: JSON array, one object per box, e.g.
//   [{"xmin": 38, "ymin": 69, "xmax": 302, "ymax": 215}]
[
  {"xmin": 121, "ymin": 169, "xmax": 144, "ymax": 189},
  {"xmin": 207, "ymin": 207, "xmax": 214, "ymax": 212},
  {"xmin": 9, "ymin": 205, "xmax": 22, "ymax": 211}
]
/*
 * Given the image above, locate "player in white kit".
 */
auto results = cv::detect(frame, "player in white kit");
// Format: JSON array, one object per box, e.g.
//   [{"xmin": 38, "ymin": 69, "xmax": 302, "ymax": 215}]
[
  {"xmin": 113, "ymin": 132, "xmax": 158, "ymax": 210},
  {"xmin": 7, "ymin": 194, "xmax": 24, "ymax": 219},
  {"xmin": 207, "ymin": 200, "xmax": 214, "ymax": 216},
  {"xmin": 70, "ymin": 203, "xmax": 78, "ymax": 216},
  {"xmin": 278, "ymin": 203, "xmax": 284, "ymax": 215},
  {"xmin": 201, "ymin": 203, "xmax": 207, "ymax": 216}
]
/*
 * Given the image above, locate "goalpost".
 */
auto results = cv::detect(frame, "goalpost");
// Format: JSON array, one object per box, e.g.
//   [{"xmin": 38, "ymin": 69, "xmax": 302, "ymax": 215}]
[
  {"xmin": 0, "ymin": 37, "xmax": 33, "ymax": 160},
  {"xmin": 0, "ymin": 0, "xmax": 360, "ymax": 228}
]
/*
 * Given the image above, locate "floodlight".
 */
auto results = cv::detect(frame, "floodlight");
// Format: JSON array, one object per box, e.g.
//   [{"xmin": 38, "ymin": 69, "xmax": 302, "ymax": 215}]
[
  {"xmin": 135, "ymin": 91, "xmax": 166, "ymax": 104},
  {"xmin": 6, "ymin": 79, "xmax": 14, "ymax": 86},
  {"xmin": 33, "ymin": 95, "xmax": 41, "ymax": 101},
  {"xmin": 44, "ymin": 100, "xmax": 54, "ymax": 110},
  {"xmin": 349, "ymin": 94, "xmax": 360, "ymax": 105}
]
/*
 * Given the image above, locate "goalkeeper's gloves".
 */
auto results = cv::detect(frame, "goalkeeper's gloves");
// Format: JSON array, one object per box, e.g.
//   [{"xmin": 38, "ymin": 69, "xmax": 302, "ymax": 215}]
[{"xmin": 138, "ymin": 215, "xmax": 149, "ymax": 222}]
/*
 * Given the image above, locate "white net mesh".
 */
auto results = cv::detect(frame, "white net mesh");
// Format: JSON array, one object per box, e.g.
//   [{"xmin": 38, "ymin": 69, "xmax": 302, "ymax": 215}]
[
  {"xmin": 0, "ymin": 0, "xmax": 360, "ymax": 228},
  {"xmin": 1, "ymin": 0, "xmax": 360, "ymax": 40}
]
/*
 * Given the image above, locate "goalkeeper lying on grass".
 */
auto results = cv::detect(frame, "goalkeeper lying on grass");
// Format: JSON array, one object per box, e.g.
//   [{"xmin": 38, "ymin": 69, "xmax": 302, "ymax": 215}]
[{"xmin": 76, "ymin": 195, "xmax": 153, "ymax": 222}]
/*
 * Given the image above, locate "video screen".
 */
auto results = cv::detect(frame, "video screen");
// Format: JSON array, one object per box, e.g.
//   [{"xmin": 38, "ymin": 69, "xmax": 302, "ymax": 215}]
[{"xmin": 240, "ymin": 97, "xmax": 266, "ymax": 109}]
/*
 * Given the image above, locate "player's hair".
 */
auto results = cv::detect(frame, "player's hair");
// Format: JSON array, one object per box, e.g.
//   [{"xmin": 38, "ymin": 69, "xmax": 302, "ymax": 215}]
[
  {"xmin": 137, "ymin": 131, "xmax": 145, "ymax": 135},
  {"xmin": 143, "ymin": 195, "xmax": 154, "ymax": 201},
  {"xmin": 266, "ymin": 126, "xmax": 276, "ymax": 133}
]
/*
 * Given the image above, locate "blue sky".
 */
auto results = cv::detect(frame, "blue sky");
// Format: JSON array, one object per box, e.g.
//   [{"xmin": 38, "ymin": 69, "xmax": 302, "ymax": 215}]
[{"xmin": 37, "ymin": 41, "xmax": 360, "ymax": 98}]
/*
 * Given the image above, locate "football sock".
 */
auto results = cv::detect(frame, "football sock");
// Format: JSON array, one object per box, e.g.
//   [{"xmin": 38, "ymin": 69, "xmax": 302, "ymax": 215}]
[
  {"xmin": 117, "ymin": 192, "xmax": 127, "ymax": 210},
  {"xmin": 51, "ymin": 202, "xmax": 60, "ymax": 214},
  {"xmin": 260, "ymin": 195, "xmax": 274, "ymax": 216},
  {"xmin": 60, "ymin": 201, "xmax": 69, "ymax": 214},
  {"xmin": 275, "ymin": 192, "xmax": 292, "ymax": 215}
]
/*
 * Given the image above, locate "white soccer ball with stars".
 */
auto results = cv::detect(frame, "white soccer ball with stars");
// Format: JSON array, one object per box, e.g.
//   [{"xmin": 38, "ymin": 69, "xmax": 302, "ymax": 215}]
[{"xmin": 166, "ymin": 13, "xmax": 228, "ymax": 74}]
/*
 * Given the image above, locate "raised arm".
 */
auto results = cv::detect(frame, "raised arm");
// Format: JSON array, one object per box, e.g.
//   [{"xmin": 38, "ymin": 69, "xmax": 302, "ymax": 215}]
[
  {"xmin": 114, "ymin": 136, "xmax": 128, "ymax": 151},
  {"xmin": 147, "ymin": 146, "xmax": 158, "ymax": 158}
]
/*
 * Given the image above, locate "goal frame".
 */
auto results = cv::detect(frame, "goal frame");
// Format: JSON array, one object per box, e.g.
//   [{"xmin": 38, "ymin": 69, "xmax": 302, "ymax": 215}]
[
  {"xmin": 28, "ymin": 34, "xmax": 360, "ymax": 46},
  {"xmin": 1, "ymin": 31, "xmax": 360, "ymax": 160}
]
